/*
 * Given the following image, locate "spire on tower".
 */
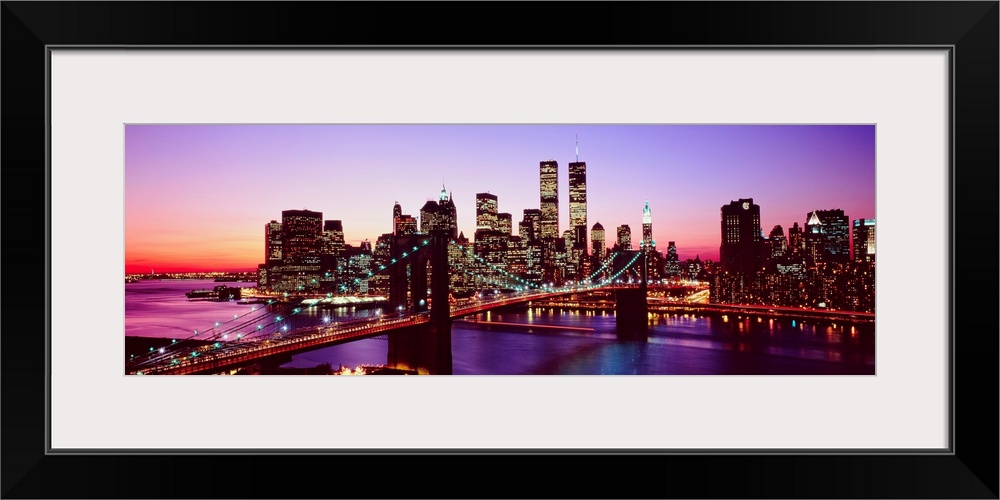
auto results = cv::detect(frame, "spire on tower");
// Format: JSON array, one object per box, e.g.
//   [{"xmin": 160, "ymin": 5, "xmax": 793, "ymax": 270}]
[{"xmin": 575, "ymin": 134, "xmax": 579, "ymax": 162}]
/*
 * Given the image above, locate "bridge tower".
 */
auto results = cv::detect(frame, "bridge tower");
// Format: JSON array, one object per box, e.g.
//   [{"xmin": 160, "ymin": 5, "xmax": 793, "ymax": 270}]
[
  {"xmin": 613, "ymin": 249, "xmax": 649, "ymax": 336},
  {"xmin": 387, "ymin": 229, "xmax": 453, "ymax": 374}
]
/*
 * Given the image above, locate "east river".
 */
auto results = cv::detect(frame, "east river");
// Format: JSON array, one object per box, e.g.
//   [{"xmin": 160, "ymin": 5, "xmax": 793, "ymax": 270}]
[{"xmin": 125, "ymin": 280, "xmax": 875, "ymax": 375}]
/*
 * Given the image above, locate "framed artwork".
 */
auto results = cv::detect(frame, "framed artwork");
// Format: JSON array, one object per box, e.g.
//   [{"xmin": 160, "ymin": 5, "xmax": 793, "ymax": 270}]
[{"xmin": 4, "ymin": 2, "xmax": 996, "ymax": 498}]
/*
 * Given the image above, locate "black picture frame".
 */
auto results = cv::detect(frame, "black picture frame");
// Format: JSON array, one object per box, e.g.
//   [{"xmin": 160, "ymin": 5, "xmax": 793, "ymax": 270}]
[{"xmin": 3, "ymin": 2, "xmax": 996, "ymax": 498}]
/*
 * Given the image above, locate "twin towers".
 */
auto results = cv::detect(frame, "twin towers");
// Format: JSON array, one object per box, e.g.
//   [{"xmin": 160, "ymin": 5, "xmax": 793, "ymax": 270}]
[{"xmin": 539, "ymin": 143, "xmax": 588, "ymax": 251}]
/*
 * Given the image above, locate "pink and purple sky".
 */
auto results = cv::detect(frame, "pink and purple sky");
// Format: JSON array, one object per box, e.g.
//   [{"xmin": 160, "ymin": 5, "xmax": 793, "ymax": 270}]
[{"xmin": 124, "ymin": 124, "xmax": 875, "ymax": 273}]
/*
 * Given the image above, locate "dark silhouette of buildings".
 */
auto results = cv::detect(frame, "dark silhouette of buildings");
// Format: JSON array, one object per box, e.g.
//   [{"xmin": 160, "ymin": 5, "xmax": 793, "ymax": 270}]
[
  {"xmin": 710, "ymin": 199, "xmax": 874, "ymax": 313},
  {"xmin": 805, "ymin": 209, "xmax": 850, "ymax": 264},
  {"xmin": 719, "ymin": 198, "xmax": 763, "ymax": 275}
]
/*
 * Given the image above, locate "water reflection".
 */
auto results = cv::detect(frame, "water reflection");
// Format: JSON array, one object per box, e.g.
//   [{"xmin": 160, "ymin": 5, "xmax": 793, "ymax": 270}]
[{"xmin": 126, "ymin": 282, "xmax": 875, "ymax": 375}]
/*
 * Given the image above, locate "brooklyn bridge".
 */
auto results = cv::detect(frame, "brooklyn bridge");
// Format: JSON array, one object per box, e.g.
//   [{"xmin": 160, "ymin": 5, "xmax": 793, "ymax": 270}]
[{"xmin": 127, "ymin": 230, "xmax": 659, "ymax": 375}]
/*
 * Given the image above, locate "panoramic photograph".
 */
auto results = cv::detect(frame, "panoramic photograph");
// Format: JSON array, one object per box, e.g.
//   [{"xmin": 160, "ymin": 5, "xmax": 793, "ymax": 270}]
[{"xmin": 125, "ymin": 124, "xmax": 876, "ymax": 375}]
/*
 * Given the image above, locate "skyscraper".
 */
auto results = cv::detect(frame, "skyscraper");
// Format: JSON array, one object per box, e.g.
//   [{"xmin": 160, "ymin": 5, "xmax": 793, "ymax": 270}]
[
  {"xmin": 519, "ymin": 209, "xmax": 541, "ymax": 242},
  {"xmin": 420, "ymin": 200, "xmax": 443, "ymax": 234},
  {"xmin": 392, "ymin": 202, "xmax": 402, "ymax": 235},
  {"xmin": 853, "ymin": 218, "xmax": 876, "ymax": 263},
  {"xmin": 539, "ymin": 160, "xmax": 559, "ymax": 239},
  {"xmin": 281, "ymin": 209, "xmax": 323, "ymax": 264},
  {"xmin": 497, "ymin": 213, "xmax": 513, "ymax": 236},
  {"xmin": 720, "ymin": 198, "xmax": 763, "ymax": 275},
  {"xmin": 642, "ymin": 200, "xmax": 654, "ymax": 250},
  {"xmin": 393, "ymin": 202, "xmax": 416, "ymax": 237},
  {"xmin": 664, "ymin": 241, "xmax": 681, "ymax": 279},
  {"xmin": 617, "ymin": 224, "xmax": 632, "ymax": 250},
  {"xmin": 324, "ymin": 220, "xmax": 345, "ymax": 253},
  {"xmin": 265, "ymin": 220, "xmax": 282, "ymax": 265},
  {"xmin": 768, "ymin": 225, "xmax": 787, "ymax": 259},
  {"xmin": 396, "ymin": 214, "xmax": 417, "ymax": 236},
  {"xmin": 591, "ymin": 222, "xmax": 606, "ymax": 260},
  {"xmin": 476, "ymin": 192, "xmax": 499, "ymax": 231},
  {"xmin": 320, "ymin": 220, "xmax": 345, "ymax": 289},
  {"xmin": 263, "ymin": 220, "xmax": 283, "ymax": 289},
  {"xmin": 441, "ymin": 189, "xmax": 458, "ymax": 239},
  {"xmin": 421, "ymin": 186, "xmax": 457, "ymax": 238},
  {"xmin": 280, "ymin": 209, "xmax": 323, "ymax": 292},
  {"xmin": 804, "ymin": 209, "xmax": 850, "ymax": 263},
  {"xmin": 787, "ymin": 222, "xmax": 804, "ymax": 257},
  {"xmin": 569, "ymin": 160, "xmax": 587, "ymax": 250}
]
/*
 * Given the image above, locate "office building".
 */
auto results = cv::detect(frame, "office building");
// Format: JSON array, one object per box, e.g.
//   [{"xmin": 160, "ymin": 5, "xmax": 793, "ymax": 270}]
[
  {"xmin": 265, "ymin": 220, "xmax": 282, "ymax": 264},
  {"xmin": 519, "ymin": 209, "xmax": 541, "ymax": 242},
  {"xmin": 664, "ymin": 241, "xmax": 681, "ymax": 279},
  {"xmin": 569, "ymin": 160, "xmax": 587, "ymax": 250},
  {"xmin": 768, "ymin": 225, "xmax": 787, "ymax": 259},
  {"xmin": 539, "ymin": 160, "xmax": 559, "ymax": 239},
  {"xmin": 498, "ymin": 213, "xmax": 513, "ymax": 236},
  {"xmin": 642, "ymin": 200, "xmax": 654, "ymax": 250},
  {"xmin": 591, "ymin": 222, "xmax": 606, "ymax": 260},
  {"xmin": 617, "ymin": 224, "xmax": 632, "ymax": 250},
  {"xmin": 393, "ymin": 202, "xmax": 417, "ymax": 236},
  {"xmin": 719, "ymin": 198, "xmax": 763, "ymax": 275},
  {"xmin": 476, "ymin": 192, "xmax": 499, "ymax": 231},
  {"xmin": 853, "ymin": 218, "xmax": 876, "ymax": 263},
  {"xmin": 805, "ymin": 209, "xmax": 850, "ymax": 263},
  {"xmin": 420, "ymin": 185, "xmax": 458, "ymax": 239}
]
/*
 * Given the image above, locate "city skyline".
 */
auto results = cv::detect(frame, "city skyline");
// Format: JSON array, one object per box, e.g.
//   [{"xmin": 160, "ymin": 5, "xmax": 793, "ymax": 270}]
[{"xmin": 125, "ymin": 124, "xmax": 875, "ymax": 273}]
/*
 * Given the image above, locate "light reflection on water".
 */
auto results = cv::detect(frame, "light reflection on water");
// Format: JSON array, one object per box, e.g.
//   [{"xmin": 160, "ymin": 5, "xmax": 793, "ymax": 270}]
[{"xmin": 126, "ymin": 282, "xmax": 875, "ymax": 375}]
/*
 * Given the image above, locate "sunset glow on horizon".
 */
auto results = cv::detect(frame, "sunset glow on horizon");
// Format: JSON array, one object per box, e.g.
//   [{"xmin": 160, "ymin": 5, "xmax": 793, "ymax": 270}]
[{"xmin": 125, "ymin": 124, "xmax": 875, "ymax": 274}]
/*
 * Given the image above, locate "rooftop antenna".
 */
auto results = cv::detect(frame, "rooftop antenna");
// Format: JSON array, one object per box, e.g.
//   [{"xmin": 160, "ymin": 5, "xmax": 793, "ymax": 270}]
[{"xmin": 575, "ymin": 134, "xmax": 579, "ymax": 162}]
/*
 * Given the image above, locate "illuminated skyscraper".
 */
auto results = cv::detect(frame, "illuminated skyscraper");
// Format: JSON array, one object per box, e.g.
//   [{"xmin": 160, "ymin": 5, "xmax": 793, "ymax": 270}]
[
  {"xmin": 641, "ymin": 200, "xmax": 654, "ymax": 250},
  {"xmin": 591, "ymin": 222, "xmax": 606, "ymax": 260},
  {"xmin": 720, "ymin": 198, "xmax": 763, "ymax": 275},
  {"xmin": 265, "ymin": 220, "xmax": 282, "ymax": 265},
  {"xmin": 421, "ymin": 187, "xmax": 458, "ymax": 237},
  {"xmin": 569, "ymin": 160, "xmax": 587, "ymax": 250},
  {"xmin": 853, "ymin": 218, "xmax": 876, "ymax": 263},
  {"xmin": 396, "ymin": 214, "xmax": 417, "ymax": 236},
  {"xmin": 476, "ymin": 192, "xmax": 499, "ymax": 231},
  {"xmin": 539, "ymin": 160, "xmax": 559, "ymax": 239},
  {"xmin": 562, "ymin": 229, "xmax": 578, "ymax": 278},
  {"xmin": 804, "ymin": 209, "xmax": 850, "ymax": 263},
  {"xmin": 498, "ymin": 213, "xmax": 513, "ymax": 236},
  {"xmin": 319, "ymin": 220, "xmax": 345, "ymax": 290},
  {"xmin": 519, "ymin": 209, "xmax": 541, "ymax": 242},
  {"xmin": 392, "ymin": 201, "xmax": 403, "ymax": 235},
  {"xmin": 324, "ymin": 220, "xmax": 344, "ymax": 253},
  {"xmin": 281, "ymin": 209, "xmax": 323, "ymax": 263},
  {"xmin": 262, "ymin": 220, "xmax": 283, "ymax": 289},
  {"xmin": 617, "ymin": 224, "xmax": 632, "ymax": 250},
  {"xmin": 420, "ymin": 186, "xmax": 458, "ymax": 239},
  {"xmin": 369, "ymin": 233, "xmax": 393, "ymax": 295},
  {"xmin": 394, "ymin": 200, "xmax": 418, "ymax": 237},
  {"xmin": 280, "ymin": 209, "xmax": 323, "ymax": 292}
]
